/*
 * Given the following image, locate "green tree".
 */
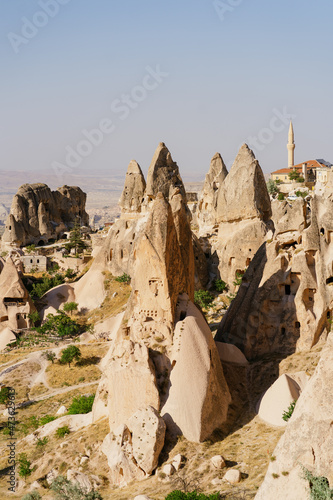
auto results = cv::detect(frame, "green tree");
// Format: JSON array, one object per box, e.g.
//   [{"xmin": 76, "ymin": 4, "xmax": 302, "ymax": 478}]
[
  {"xmin": 65, "ymin": 268, "xmax": 77, "ymax": 279},
  {"xmin": 194, "ymin": 290, "xmax": 214, "ymax": 309},
  {"xmin": 63, "ymin": 302, "xmax": 79, "ymax": 316},
  {"xmin": 214, "ymin": 279, "xmax": 227, "ymax": 292},
  {"xmin": 277, "ymin": 192, "xmax": 285, "ymax": 201},
  {"xmin": 60, "ymin": 345, "xmax": 81, "ymax": 367},
  {"xmin": 65, "ymin": 221, "xmax": 87, "ymax": 255},
  {"xmin": 43, "ymin": 350, "xmax": 56, "ymax": 363},
  {"xmin": 37, "ymin": 311, "xmax": 81, "ymax": 338},
  {"xmin": 267, "ymin": 179, "xmax": 280, "ymax": 196},
  {"xmin": 68, "ymin": 394, "xmax": 95, "ymax": 415},
  {"xmin": 28, "ymin": 311, "xmax": 40, "ymax": 327},
  {"xmin": 288, "ymin": 170, "xmax": 304, "ymax": 183}
]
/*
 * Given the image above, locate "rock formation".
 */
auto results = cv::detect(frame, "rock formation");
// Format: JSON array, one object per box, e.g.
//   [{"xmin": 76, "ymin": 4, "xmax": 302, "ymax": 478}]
[
  {"xmin": 2, "ymin": 183, "xmax": 89, "ymax": 248},
  {"xmin": 197, "ymin": 152, "xmax": 228, "ymax": 232},
  {"xmin": 119, "ymin": 160, "xmax": 146, "ymax": 214},
  {"xmin": 90, "ymin": 149, "xmax": 231, "ymax": 485},
  {"xmin": 255, "ymin": 334, "xmax": 333, "ymax": 499},
  {"xmin": 215, "ymin": 186, "xmax": 333, "ymax": 358},
  {"xmin": 0, "ymin": 256, "xmax": 35, "ymax": 331}
]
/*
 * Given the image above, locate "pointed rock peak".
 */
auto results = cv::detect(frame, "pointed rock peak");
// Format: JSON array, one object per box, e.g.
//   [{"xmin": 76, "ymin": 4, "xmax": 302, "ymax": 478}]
[
  {"xmin": 146, "ymin": 143, "xmax": 186, "ymax": 201},
  {"xmin": 119, "ymin": 160, "xmax": 146, "ymax": 213},
  {"xmin": 216, "ymin": 143, "xmax": 271, "ymax": 223},
  {"xmin": 126, "ymin": 160, "xmax": 144, "ymax": 176},
  {"xmin": 209, "ymin": 152, "xmax": 228, "ymax": 178},
  {"xmin": 0, "ymin": 257, "xmax": 28, "ymax": 299}
]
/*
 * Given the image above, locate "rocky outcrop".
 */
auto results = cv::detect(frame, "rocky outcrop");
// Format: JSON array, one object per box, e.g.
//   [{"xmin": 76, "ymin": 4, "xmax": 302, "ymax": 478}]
[
  {"xmin": 255, "ymin": 334, "xmax": 333, "ymax": 499},
  {"xmin": 2, "ymin": 183, "xmax": 89, "ymax": 247},
  {"xmin": 209, "ymin": 144, "xmax": 272, "ymax": 288},
  {"xmin": 197, "ymin": 153, "xmax": 228, "ymax": 232},
  {"xmin": 101, "ymin": 406, "xmax": 166, "ymax": 487},
  {"xmin": 162, "ymin": 300, "xmax": 231, "ymax": 442},
  {"xmin": 119, "ymin": 160, "xmax": 146, "ymax": 214},
  {"xmin": 215, "ymin": 188, "xmax": 333, "ymax": 358},
  {"xmin": 0, "ymin": 257, "xmax": 35, "ymax": 330},
  {"xmin": 145, "ymin": 142, "xmax": 186, "ymax": 202}
]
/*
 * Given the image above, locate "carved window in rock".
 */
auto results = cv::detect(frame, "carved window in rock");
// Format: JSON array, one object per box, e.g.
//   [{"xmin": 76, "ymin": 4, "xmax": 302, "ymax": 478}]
[
  {"xmin": 303, "ymin": 288, "xmax": 316, "ymax": 309},
  {"xmin": 149, "ymin": 279, "xmax": 163, "ymax": 297},
  {"xmin": 140, "ymin": 309, "xmax": 158, "ymax": 319}
]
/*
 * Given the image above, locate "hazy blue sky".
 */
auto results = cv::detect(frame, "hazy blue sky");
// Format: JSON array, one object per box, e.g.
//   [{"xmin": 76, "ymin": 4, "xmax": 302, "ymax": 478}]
[{"xmin": 1, "ymin": 0, "xmax": 332, "ymax": 185}]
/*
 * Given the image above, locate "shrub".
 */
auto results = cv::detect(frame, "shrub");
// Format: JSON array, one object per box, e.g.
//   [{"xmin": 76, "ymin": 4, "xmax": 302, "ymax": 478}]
[
  {"xmin": 25, "ymin": 244, "xmax": 36, "ymax": 254},
  {"xmin": 115, "ymin": 273, "xmax": 131, "ymax": 283},
  {"xmin": 28, "ymin": 311, "xmax": 41, "ymax": 327},
  {"xmin": 277, "ymin": 192, "xmax": 285, "ymax": 201},
  {"xmin": 18, "ymin": 453, "xmax": 33, "ymax": 478},
  {"xmin": 301, "ymin": 465, "xmax": 333, "ymax": 499},
  {"xmin": 194, "ymin": 290, "xmax": 214, "ymax": 309},
  {"xmin": 60, "ymin": 345, "xmax": 81, "ymax": 367},
  {"xmin": 36, "ymin": 437, "xmax": 48, "ymax": 447},
  {"xmin": 0, "ymin": 386, "xmax": 11, "ymax": 405},
  {"xmin": 22, "ymin": 491, "xmax": 42, "ymax": 500},
  {"xmin": 63, "ymin": 302, "xmax": 79, "ymax": 316},
  {"xmin": 165, "ymin": 492, "xmax": 220, "ymax": 500},
  {"xmin": 267, "ymin": 179, "xmax": 280, "ymax": 196},
  {"xmin": 214, "ymin": 279, "xmax": 227, "ymax": 292},
  {"xmin": 39, "ymin": 415, "xmax": 56, "ymax": 426},
  {"xmin": 37, "ymin": 311, "xmax": 81, "ymax": 338},
  {"xmin": 65, "ymin": 268, "xmax": 77, "ymax": 279},
  {"xmin": 288, "ymin": 170, "xmax": 304, "ymax": 183},
  {"xmin": 68, "ymin": 394, "xmax": 95, "ymax": 415},
  {"xmin": 31, "ymin": 274, "xmax": 65, "ymax": 298},
  {"xmin": 295, "ymin": 190, "xmax": 308, "ymax": 198},
  {"xmin": 282, "ymin": 400, "xmax": 297, "ymax": 422},
  {"xmin": 56, "ymin": 425, "xmax": 70, "ymax": 438},
  {"xmin": 233, "ymin": 271, "xmax": 244, "ymax": 287},
  {"xmin": 51, "ymin": 475, "xmax": 103, "ymax": 499}
]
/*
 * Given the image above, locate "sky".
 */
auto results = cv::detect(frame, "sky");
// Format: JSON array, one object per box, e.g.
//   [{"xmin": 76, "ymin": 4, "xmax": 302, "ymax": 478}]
[{"xmin": 1, "ymin": 0, "xmax": 333, "ymax": 187}]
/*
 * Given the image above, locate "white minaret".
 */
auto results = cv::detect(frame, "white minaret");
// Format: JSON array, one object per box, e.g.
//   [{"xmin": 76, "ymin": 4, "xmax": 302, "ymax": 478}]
[{"xmin": 287, "ymin": 120, "xmax": 295, "ymax": 168}]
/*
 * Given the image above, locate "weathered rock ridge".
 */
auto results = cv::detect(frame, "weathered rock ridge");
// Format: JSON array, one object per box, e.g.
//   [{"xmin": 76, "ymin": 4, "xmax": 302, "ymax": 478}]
[{"xmin": 2, "ymin": 183, "xmax": 89, "ymax": 247}]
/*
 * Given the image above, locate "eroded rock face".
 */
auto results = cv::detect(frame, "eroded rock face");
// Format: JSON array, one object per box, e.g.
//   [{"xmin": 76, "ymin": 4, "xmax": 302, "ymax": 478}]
[
  {"xmin": 198, "ymin": 144, "xmax": 273, "ymax": 288},
  {"xmin": 101, "ymin": 406, "xmax": 166, "ymax": 487},
  {"xmin": 119, "ymin": 160, "xmax": 146, "ymax": 214},
  {"xmin": 0, "ymin": 257, "xmax": 35, "ymax": 330},
  {"xmin": 162, "ymin": 300, "xmax": 231, "ymax": 442},
  {"xmin": 255, "ymin": 334, "xmax": 333, "ymax": 500},
  {"xmin": 2, "ymin": 183, "xmax": 89, "ymax": 247},
  {"xmin": 94, "ymin": 339, "xmax": 160, "ymax": 432},
  {"xmin": 197, "ymin": 153, "xmax": 228, "ymax": 231},
  {"xmin": 145, "ymin": 142, "xmax": 186, "ymax": 202},
  {"xmin": 215, "ymin": 189, "xmax": 333, "ymax": 358}
]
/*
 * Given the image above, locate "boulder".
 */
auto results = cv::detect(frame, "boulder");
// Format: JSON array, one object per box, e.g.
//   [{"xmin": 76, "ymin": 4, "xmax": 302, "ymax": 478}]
[
  {"xmin": 161, "ymin": 463, "xmax": 175, "ymax": 476},
  {"xmin": 211, "ymin": 455, "xmax": 226, "ymax": 469},
  {"xmin": 56, "ymin": 405, "xmax": 67, "ymax": 416},
  {"xmin": 0, "ymin": 327, "xmax": 16, "ymax": 351},
  {"xmin": 224, "ymin": 469, "xmax": 241, "ymax": 484}
]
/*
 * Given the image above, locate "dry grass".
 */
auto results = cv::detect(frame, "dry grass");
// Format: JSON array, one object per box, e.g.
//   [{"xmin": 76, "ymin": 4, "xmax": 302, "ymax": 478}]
[
  {"xmin": 46, "ymin": 344, "xmax": 108, "ymax": 388},
  {"xmin": 1, "ymin": 361, "xmax": 41, "ymax": 402},
  {"xmin": 279, "ymin": 343, "xmax": 323, "ymax": 377},
  {"xmin": 84, "ymin": 272, "xmax": 131, "ymax": 324}
]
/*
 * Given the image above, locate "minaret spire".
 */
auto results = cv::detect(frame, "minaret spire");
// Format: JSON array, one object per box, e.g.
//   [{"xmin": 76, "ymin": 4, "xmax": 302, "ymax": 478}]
[{"xmin": 287, "ymin": 120, "xmax": 295, "ymax": 168}]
